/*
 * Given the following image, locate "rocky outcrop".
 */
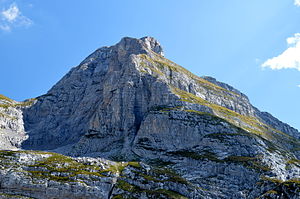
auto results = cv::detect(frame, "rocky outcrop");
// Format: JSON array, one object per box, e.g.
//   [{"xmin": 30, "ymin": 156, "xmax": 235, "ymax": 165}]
[
  {"xmin": 0, "ymin": 95, "xmax": 33, "ymax": 150},
  {"xmin": 0, "ymin": 150, "xmax": 202, "ymax": 199},
  {"xmin": 0, "ymin": 149, "xmax": 299, "ymax": 199},
  {"xmin": 0, "ymin": 36, "xmax": 300, "ymax": 198}
]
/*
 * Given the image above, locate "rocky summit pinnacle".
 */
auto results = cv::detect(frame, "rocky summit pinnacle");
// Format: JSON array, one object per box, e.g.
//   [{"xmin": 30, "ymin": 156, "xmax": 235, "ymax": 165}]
[{"xmin": 0, "ymin": 36, "xmax": 300, "ymax": 199}]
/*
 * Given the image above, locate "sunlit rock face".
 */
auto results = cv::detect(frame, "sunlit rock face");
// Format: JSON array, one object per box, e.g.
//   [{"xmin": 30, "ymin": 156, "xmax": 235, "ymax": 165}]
[
  {"xmin": 0, "ymin": 37, "xmax": 300, "ymax": 199},
  {"xmin": 0, "ymin": 95, "xmax": 31, "ymax": 150}
]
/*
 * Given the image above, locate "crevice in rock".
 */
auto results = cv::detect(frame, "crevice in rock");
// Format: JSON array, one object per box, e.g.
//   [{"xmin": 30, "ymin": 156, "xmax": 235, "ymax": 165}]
[
  {"xmin": 107, "ymin": 183, "xmax": 116, "ymax": 199},
  {"xmin": 133, "ymin": 104, "xmax": 143, "ymax": 134}
]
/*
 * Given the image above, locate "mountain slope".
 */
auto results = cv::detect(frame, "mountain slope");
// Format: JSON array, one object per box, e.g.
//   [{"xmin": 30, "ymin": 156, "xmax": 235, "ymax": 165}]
[
  {"xmin": 0, "ymin": 36, "xmax": 300, "ymax": 198},
  {"xmin": 21, "ymin": 37, "xmax": 300, "ymax": 156}
]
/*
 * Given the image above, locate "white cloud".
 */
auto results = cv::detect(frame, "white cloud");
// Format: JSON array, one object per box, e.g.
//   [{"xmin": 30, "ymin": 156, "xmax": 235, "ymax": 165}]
[
  {"xmin": 2, "ymin": 3, "xmax": 19, "ymax": 22},
  {"xmin": 295, "ymin": 0, "xmax": 300, "ymax": 7},
  {"xmin": 0, "ymin": 3, "xmax": 32, "ymax": 32},
  {"xmin": 262, "ymin": 33, "xmax": 300, "ymax": 71}
]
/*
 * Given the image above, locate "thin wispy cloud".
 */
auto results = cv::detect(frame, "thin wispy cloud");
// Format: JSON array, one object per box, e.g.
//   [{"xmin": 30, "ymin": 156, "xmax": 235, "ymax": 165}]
[
  {"xmin": 295, "ymin": 0, "xmax": 300, "ymax": 7},
  {"xmin": 0, "ymin": 2, "xmax": 32, "ymax": 32},
  {"xmin": 2, "ymin": 3, "xmax": 20, "ymax": 22},
  {"xmin": 262, "ymin": 33, "xmax": 300, "ymax": 71}
]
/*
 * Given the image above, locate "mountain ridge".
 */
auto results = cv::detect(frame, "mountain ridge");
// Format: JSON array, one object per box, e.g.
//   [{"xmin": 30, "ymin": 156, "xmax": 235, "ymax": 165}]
[
  {"xmin": 21, "ymin": 36, "xmax": 299, "ymax": 154},
  {"xmin": 0, "ymin": 36, "xmax": 300, "ymax": 199}
]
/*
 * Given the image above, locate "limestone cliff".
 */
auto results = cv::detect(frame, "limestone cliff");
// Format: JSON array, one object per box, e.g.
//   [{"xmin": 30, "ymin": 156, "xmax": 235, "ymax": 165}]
[
  {"xmin": 0, "ymin": 37, "xmax": 300, "ymax": 199},
  {"xmin": 0, "ymin": 95, "xmax": 34, "ymax": 150}
]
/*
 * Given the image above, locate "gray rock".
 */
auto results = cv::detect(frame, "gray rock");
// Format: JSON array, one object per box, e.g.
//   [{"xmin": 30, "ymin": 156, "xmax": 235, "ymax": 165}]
[
  {"xmin": 0, "ymin": 96, "xmax": 32, "ymax": 150},
  {"xmin": 0, "ymin": 36, "xmax": 299, "ymax": 198}
]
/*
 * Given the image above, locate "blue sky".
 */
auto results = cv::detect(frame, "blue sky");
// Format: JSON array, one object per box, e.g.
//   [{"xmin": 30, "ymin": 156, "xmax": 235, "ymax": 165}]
[{"xmin": 0, "ymin": 0, "xmax": 300, "ymax": 130}]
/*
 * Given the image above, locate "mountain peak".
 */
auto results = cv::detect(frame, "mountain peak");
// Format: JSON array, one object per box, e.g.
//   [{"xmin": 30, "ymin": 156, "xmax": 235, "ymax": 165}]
[
  {"xmin": 140, "ymin": 36, "xmax": 164, "ymax": 56},
  {"xmin": 1, "ymin": 36, "xmax": 300, "ymax": 198},
  {"xmin": 116, "ymin": 36, "xmax": 164, "ymax": 56},
  {"xmin": 80, "ymin": 36, "xmax": 164, "ymax": 66}
]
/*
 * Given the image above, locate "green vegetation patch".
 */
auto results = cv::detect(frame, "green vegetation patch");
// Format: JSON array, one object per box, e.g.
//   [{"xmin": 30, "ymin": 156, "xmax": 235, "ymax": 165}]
[
  {"xmin": 25, "ymin": 152, "xmax": 144, "ymax": 183},
  {"xmin": 101, "ymin": 162, "xmax": 140, "ymax": 174},
  {"xmin": 111, "ymin": 195, "xmax": 127, "ymax": 199},
  {"xmin": 204, "ymin": 132, "xmax": 255, "ymax": 141},
  {"xmin": 225, "ymin": 156, "xmax": 271, "ymax": 172},
  {"xmin": 261, "ymin": 176, "xmax": 300, "ymax": 187},
  {"xmin": 168, "ymin": 149, "xmax": 271, "ymax": 172},
  {"xmin": 255, "ymin": 190, "xmax": 278, "ymax": 199},
  {"xmin": 169, "ymin": 150, "xmax": 221, "ymax": 162},
  {"xmin": 117, "ymin": 160, "xmax": 192, "ymax": 195},
  {"xmin": 138, "ymin": 53, "xmax": 240, "ymax": 98},
  {"xmin": 0, "ymin": 112, "xmax": 17, "ymax": 120},
  {"xmin": 26, "ymin": 152, "xmax": 106, "ymax": 182},
  {"xmin": 171, "ymin": 86, "xmax": 299, "ymax": 149},
  {"xmin": 0, "ymin": 97, "xmax": 36, "ymax": 109},
  {"xmin": 0, "ymin": 150, "xmax": 18, "ymax": 157},
  {"xmin": 259, "ymin": 176, "xmax": 300, "ymax": 197},
  {"xmin": 0, "ymin": 94, "xmax": 13, "ymax": 103},
  {"xmin": 16, "ymin": 98, "xmax": 36, "ymax": 107},
  {"xmin": 286, "ymin": 158, "xmax": 300, "ymax": 170},
  {"xmin": 115, "ymin": 179, "xmax": 188, "ymax": 199}
]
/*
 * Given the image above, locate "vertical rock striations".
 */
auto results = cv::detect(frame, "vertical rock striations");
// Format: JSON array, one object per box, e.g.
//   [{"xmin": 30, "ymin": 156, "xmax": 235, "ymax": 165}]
[{"xmin": 0, "ymin": 36, "xmax": 299, "ymax": 198}]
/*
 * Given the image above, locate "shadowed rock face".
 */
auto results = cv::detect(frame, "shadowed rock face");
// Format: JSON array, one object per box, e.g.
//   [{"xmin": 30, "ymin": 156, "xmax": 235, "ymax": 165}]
[
  {"xmin": 1, "ymin": 36, "xmax": 300, "ymax": 198},
  {"xmin": 22, "ymin": 36, "xmax": 170, "ymax": 152}
]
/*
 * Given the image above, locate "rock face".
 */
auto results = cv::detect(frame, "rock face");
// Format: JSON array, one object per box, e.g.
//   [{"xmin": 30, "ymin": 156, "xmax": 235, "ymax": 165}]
[
  {"xmin": 0, "ymin": 95, "xmax": 32, "ymax": 150},
  {"xmin": 0, "ymin": 36, "xmax": 300, "ymax": 198}
]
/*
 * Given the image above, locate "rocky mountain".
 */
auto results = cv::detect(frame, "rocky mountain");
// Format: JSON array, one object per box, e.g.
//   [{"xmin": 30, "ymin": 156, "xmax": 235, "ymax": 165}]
[{"xmin": 0, "ymin": 36, "xmax": 300, "ymax": 199}]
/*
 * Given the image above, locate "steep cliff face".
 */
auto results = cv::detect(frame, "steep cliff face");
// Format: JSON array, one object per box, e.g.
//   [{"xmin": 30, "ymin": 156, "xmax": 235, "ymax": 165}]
[
  {"xmin": 22, "ymin": 37, "xmax": 300, "ymax": 155},
  {"xmin": 22, "ymin": 37, "xmax": 168, "ymax": 152},
  {"xmin": 0, "ymin": 95, "xmax": 32, "ymax": 150},
  {"xmin": 0, "ymin": 36, "xmax": 300, "ymax": 199}
]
